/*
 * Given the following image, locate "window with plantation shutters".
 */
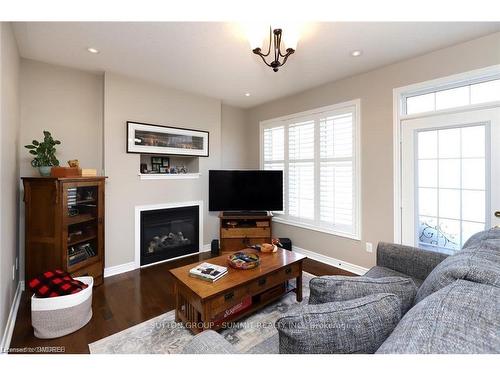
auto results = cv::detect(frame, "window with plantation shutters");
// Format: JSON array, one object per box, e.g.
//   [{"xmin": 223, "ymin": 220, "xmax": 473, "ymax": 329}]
[{"xmin": 260, "ymin": 100, "xmax": 360, "ymax": 239}]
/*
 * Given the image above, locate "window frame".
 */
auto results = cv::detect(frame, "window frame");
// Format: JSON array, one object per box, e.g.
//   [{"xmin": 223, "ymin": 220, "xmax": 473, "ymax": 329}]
[
  {"xmin": 401, "ymin": 73, "xmax": 500, "ymax": 118},
  {"xmin": 259, "ymin": 99, "xmax": 362, "ymax": 240}
]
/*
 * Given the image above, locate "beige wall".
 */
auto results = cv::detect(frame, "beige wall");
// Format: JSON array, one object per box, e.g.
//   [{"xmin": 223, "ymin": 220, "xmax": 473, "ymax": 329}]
[
  {"xmin": 246, "ymin": 32, "xmax": 500, "ymax": 269},
  {"xmin": 221, "ymin": 104, "xmax": 253, "ymax": 169},
  {"xmin": 19, "ymin": 59, "xmax": 103, "ymax": 177},
  {"xmin": 0, "ymin": 22, "xmax": 20, "ymax": 346},
  {"xmin": 103, "ymin": 72, "xmax": 222, "ymax": 267}
]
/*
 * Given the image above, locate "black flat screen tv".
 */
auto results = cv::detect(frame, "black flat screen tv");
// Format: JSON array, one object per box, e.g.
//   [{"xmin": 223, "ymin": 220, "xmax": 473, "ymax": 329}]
[{"xmin": 209, "ymin": 170, "xmax": 283, "ymax": 212}]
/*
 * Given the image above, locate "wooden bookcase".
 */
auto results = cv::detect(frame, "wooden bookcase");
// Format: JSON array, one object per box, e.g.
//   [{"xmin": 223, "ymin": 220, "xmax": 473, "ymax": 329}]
[
  {"xmin": 219, "ymin": 212, "xmax": 272, "ymax": 253},
  {"xmin": 22, "ymin": 176, "xmax": 106, "ymax": 286}
]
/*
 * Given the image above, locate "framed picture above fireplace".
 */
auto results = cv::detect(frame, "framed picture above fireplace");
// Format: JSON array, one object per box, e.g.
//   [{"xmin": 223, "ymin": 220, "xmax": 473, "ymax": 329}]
[{"xmin": 127, "ymin": 121, "xmax": 209, "ymax": 157}]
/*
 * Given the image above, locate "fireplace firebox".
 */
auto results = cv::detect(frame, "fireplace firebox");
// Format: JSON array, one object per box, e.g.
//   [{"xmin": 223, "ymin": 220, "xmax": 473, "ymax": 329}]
[{"xmin": 140, "ymin": 205, "xmax": 199, "ymax": 266}]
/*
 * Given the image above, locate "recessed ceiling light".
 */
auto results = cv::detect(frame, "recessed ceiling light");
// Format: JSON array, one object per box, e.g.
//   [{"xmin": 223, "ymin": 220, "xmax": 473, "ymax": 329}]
[
  {"xmin": 351, "ymin": 50, "xmax": 362, "ymax": 57},
  {"xmin": 87, "ymin": 47, "xmax": 99, "ymax": 54},
  {"xmin": 245, "ymin": 93, "xmax": 251, "ymax": 97}
]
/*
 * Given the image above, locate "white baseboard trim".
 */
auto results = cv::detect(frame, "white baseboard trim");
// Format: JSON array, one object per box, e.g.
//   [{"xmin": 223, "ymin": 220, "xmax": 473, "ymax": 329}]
[
  {"xmin": 292, "ymin": 246, "xmax": 369, "ymax": 275},
  {"xmin": 104, "ymin": 261, "xmax": 136, "ymax": 278},
  {"xmin": 1, "ymin": 281, "xmax": 23, "ymax": 353},
  {"xmin": 104, "ymin": 244, "xmax": 212, "ymax": 278}
]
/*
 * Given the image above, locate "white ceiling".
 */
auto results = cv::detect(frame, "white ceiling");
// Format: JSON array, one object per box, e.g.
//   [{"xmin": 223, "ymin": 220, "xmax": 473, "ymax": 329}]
[{"xmin": 12, "ymin": 22, "xmax": 500, "ymax": 108}]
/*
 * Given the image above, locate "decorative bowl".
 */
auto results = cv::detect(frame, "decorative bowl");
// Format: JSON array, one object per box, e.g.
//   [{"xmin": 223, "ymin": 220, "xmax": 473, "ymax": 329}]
[{"xmin": 227, "ymin": 252, "xmax": 260, "ymax": 270}]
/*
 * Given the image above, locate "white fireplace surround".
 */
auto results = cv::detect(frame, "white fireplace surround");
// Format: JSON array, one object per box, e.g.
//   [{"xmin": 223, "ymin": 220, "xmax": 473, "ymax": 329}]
[{"xmin": 134, "ymin": 200, "xmax": 204, "ymax": 269}]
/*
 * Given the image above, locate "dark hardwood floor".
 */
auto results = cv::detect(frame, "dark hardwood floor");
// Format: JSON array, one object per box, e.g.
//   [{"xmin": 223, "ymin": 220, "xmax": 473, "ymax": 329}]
[{"xmin": 9, "ymin": 253, "xmax": 353, "ymax": 354}]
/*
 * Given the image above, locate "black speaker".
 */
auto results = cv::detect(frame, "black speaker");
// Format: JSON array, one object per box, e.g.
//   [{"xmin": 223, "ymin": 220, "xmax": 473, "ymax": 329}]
[
  {"xmin": 211, "ymin": 239, "xmax": 220, "ymax": 256},
  {"xmin": 279, "ymin": 238, "xmax": 292, "ymax": 251}
]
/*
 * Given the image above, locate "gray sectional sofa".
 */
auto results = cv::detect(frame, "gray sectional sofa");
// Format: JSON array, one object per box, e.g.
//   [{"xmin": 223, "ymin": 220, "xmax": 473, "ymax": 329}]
[{"xmin": 183, "ymin": 228, "xmax": 500, "ymax": 354}]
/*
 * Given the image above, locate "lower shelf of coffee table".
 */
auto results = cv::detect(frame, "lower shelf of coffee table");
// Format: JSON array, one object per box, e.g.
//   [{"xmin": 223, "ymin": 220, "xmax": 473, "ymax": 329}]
[
  {"xmin": 176, "ymin": 283, "xmax": 297, "ymax": 333},
  {"xmin": 212, "ymin": 283, "xmax": 295, "ymax": 329}
]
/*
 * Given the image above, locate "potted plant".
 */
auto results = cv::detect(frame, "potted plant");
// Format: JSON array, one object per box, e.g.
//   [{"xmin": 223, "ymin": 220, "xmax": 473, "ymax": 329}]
[{"xmin": 25, "ymin": 131, "xmax": 61, "ymax": 176}]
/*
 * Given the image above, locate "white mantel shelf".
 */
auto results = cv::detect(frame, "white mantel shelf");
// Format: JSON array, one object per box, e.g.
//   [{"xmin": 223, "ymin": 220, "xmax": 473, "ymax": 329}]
[{"xmin": 138, "ymin": 173, "xmax": 201, "ymax": 180}]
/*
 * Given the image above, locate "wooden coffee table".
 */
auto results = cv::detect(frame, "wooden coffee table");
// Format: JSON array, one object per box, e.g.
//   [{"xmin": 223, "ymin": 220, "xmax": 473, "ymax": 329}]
[{"xmin": 169, "ymin": 248, "xmax": 306, "ymax": 334}]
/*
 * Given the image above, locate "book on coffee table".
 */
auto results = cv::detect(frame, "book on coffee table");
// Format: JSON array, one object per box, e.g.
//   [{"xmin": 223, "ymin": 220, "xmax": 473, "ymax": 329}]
[
  {"xmin": 189, "ymin": 262, "xmax": 228, "ymax": 282},
  {"xmin": 212, "ymin": 295, "xmax": 252, "ymax": 326}
]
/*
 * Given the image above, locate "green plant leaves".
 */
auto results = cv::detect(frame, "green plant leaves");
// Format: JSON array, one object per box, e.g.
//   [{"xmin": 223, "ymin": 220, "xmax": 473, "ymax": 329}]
[{"xmin": 26, "ymin": 130, "xmax": 61, "ymax": 167}]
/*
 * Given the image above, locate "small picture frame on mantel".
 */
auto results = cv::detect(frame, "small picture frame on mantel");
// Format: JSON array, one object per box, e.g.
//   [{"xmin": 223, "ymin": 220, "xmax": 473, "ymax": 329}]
[
  {"xmin": 151, "ymin": 156, "xmax": 169, "ymax": 174},
  {"xmin": 127, "ymin": 121, "xmax": 209, "ymax": 157}
]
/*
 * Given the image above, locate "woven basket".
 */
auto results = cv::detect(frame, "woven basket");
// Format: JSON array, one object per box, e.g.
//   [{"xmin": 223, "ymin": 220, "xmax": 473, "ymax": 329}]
[{"xmin": 31, "ymin": 276, "xmax": 93, "ymax": 339}]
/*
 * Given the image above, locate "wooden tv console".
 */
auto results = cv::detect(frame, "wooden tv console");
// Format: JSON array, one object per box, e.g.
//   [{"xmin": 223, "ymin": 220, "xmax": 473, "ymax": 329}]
[{"xmin": 219, "ymin": 212, "xmax": 273, "ymax": 253}]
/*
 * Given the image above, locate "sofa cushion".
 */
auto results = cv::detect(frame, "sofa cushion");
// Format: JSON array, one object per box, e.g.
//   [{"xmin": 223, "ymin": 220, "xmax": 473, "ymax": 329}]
[
  {"xmin": 377, "ymin": 280, "xmax": 500, "ymax": 354},
  {"xmin": 365, "ymin": 266, "xmax": 424, "ymax": 288},
  {"xmin": 309, "ymin": 275, "xmax": 417, "ymax": 314},
  {"xmin": 460, "ymin": 238, "xmax": 500, "ymax": 264},
  {"xmin": 462, "ymin": 227, "xmax": 500, "ymax": 249},
  {"xmin": 275, "ymin": 293, "xmax": 401, "ymax": 354},
  {"xmin": 415, "ymin": 239, "xmax": 500, "ymax": 304},
  {"xmin": 376, "ymin": 242, "xmax": 448, "ymax": 281}
]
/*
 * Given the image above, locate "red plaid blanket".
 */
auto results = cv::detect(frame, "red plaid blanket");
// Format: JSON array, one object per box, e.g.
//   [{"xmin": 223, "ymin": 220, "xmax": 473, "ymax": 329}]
[{"xmin": 29, "ymin": 269, "xmax": 88, "ymax": 298}]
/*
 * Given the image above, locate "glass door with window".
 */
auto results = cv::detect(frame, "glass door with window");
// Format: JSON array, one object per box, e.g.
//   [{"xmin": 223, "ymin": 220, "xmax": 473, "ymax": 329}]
[{"xmin": 401, "ymin": 107, "xmax": 500, "ymax": 253}]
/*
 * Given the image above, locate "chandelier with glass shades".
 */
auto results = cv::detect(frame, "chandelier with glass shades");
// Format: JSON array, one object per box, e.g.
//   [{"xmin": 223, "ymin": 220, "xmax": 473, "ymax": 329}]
[{"xmin": 248, "ymin": 26, "xmax": 298, "ymax": 72}]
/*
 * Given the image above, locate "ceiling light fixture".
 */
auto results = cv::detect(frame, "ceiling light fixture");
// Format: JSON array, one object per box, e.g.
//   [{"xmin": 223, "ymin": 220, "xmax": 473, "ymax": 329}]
[
  {"xmin": 351, "ymin": 50, "xmax": 362, "ymax": 57},
  {"xmin": 250, "ymin": 27, "xmax": 297, "ymax": 72},
  {"xmin": 245, "ymin": 93, "xmax": 251, "ymax": 97},
  {"xmin": 87, "ymin": 47, "xmax": 99, "ymax": 54}
]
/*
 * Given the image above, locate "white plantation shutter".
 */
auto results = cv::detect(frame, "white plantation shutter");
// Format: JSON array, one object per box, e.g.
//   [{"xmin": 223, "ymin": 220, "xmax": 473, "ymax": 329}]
[
  {"xmin": 289, "ymin": 120, "xmax": 314, "ymax": 160},
  {"xmin": 261, "ymin": 102, "xmax": 359, "ymax": 238},
  {"xmin": 263, "ymin": 126, "xmax": 284, "ymax": 162},
  {"xmin": 320, "ymin": 113, "xmax": 353, "ymax": 158},
  {"xmin": 288, "ymin": 120, "xmax": 315, "ymax": 220},
  {"xmin": 319, "ymin": 112, "xmax": 355, "ymax": 233}
]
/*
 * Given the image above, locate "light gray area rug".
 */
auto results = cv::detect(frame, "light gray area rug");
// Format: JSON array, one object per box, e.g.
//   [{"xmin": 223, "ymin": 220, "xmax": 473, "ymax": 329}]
[{"xmin": 88, "ymin": 272, "xmax": 313, "ymax": 354}]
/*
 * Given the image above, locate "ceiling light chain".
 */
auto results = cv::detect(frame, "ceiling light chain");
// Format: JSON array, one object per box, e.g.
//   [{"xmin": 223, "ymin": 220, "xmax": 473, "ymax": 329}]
[{"xmin": 252, "ymin": 27, "xmax": 295, "ymax": 72}]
